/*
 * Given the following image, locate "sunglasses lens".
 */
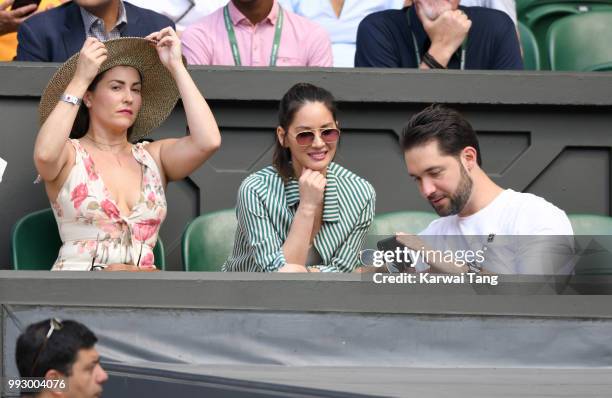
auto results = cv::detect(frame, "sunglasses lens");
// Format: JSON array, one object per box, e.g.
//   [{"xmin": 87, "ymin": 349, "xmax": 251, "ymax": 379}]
[
  {"xmin": 296, "ymin": 132, "xmax": 315, "ymax": 146},
  {"xmin": 321, "ymin": 129, "xmax": 340, "ymax": 143}
]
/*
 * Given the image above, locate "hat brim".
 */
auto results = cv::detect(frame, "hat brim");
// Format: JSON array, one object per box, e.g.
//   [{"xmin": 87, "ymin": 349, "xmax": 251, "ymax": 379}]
[{"xmin": 39, "ymin": 37, "xmax": 180, "ymax": 142}]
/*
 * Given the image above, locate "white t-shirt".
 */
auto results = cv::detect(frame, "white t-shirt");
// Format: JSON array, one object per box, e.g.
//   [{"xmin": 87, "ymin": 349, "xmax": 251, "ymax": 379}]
[{"xmin": 417, "ymin": 189, "xmax": 574, "ymax": 274}]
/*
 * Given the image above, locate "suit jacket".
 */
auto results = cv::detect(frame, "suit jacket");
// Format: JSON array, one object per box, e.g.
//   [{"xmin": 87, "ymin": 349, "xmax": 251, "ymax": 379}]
[{"xmin": 16, "ymin": 1, "xmax": 174, "ymax": 62}]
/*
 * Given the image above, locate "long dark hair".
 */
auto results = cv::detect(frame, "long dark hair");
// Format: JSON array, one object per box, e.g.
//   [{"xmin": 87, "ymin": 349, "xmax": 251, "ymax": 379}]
[
  {"xmin": 273, "ymin": 83, "xmax": 337, "ymax": 181},
  {"xmin": 70, "ymin": 67, "xmax": 141, "ymax": 140}
]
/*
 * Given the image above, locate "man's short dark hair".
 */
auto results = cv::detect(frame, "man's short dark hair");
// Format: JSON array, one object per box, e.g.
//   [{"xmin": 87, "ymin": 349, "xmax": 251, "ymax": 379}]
[
  {"xmin": 401, "ymin": 104, "xmax": 482, "ymax": 166},
  {"xmin": 16, "ymin": 319, "xmax": 98, "ymax": 378}
]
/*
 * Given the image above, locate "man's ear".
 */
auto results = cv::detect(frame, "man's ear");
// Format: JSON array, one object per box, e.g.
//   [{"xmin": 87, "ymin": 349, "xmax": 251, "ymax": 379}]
[
  {"xmin": 462, "ymin": 146, "xmax": 478, "ymax": 171},
  {"xmin": 276, "ymin": 126, "xmax": 287, "ymax": 148},
  {"xmin": 44, "ymin": 369, "xmax": 66, "ymax": 396}
]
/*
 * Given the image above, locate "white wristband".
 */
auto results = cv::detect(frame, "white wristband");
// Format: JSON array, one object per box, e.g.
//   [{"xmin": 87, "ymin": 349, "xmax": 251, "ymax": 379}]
[{"xmin": 60, "ymin": 93, "xmax": 82, "ymax": 106}]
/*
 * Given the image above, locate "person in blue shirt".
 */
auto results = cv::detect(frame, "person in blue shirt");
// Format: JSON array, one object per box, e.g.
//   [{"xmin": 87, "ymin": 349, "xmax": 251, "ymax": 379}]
[
  {"xmin": 355, "ymin": 0, "xmax": 523, "ymax": 70},
  {"xmin": 16, "ymin": 0, "xmax": 174, "ymax": 62}
]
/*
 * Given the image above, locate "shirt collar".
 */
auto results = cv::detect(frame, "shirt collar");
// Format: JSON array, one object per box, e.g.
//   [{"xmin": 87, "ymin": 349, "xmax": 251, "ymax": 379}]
[
  {"xmin": 80, "ymin": 0, "xmax": 128, "ymax": 35},
  {"xmin": 285, "ymin": 163, "xmax": 340, "ymax": 223},
  {"xmin": 228, "ymin": 0, "xmax": 279, "ymax": 27}
]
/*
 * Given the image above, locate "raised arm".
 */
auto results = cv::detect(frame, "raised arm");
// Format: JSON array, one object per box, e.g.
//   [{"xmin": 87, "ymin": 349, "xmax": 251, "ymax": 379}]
[
  {"xmin": 144, "ymin": 27, "xmax": 221, "ymax": 183},
  {"xmin": 33, "ymin": 38, "xmax": 107, "ymax": 182},
  {"xmin": 418, "ymin": 7, "xmax": 471, "ymax": 70},
  {"xmin": 281, "ymin": 169, "xmax": 326, "ymax": 267}
]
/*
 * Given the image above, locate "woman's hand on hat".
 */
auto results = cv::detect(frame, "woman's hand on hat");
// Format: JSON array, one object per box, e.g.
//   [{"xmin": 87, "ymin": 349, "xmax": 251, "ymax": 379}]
[
  {"xmin": 146, "ymin": 27, "xmax": 183, "ymax": 74},
  {"xmin": 74, "ymin": 37, "xmax": 108, "ymax": 87}
]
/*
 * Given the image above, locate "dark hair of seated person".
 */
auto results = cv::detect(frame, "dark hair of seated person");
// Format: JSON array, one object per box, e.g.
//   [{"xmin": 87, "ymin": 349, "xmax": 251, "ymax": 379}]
[
  {"xmin": 401, "ymin": 104, "xmax": 483, "ymax": 166},
  {"xmin": 16, "ymin": 319, "xmax": 97, "ymax": 378}
]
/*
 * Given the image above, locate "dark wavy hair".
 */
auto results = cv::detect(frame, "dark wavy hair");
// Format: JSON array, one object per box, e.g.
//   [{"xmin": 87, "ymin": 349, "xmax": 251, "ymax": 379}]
[{"xmin": 273, "ymin": 83, "xmax": 337, "ymax": 181}]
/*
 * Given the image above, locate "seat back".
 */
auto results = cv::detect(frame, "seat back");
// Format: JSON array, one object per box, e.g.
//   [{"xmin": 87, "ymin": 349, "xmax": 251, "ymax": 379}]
[
  {"xmin": 366, "ymin": 211, "xmax": 437, "ymax": 249},
  {"xmin": 522, "ymin": 3, "xmax": 581, "ymax": 69},
  {"xmin": 569, "ymin": 214, "xmax": 612, "ymax": 235},
  {"xmin": 11, "ymin": 208, "xmax": 63, "ymax": 270},
  {"xmin": 547, "ymin": 11, "xmax": 612, "ymax": 71},
  {"xmin": 518, "ymin": 21, "xmax": 541, "ymax": 70},
  {"xmin": 568, "ymin": 214, "xmax": 612, "ymax": 275},
  {"xmin": 12, "ymin": 208, "xmax": 166, "ymax": 270},
  {"xmin": 182, "ymin": 209, "xmax": 237, "ymax": 271}
]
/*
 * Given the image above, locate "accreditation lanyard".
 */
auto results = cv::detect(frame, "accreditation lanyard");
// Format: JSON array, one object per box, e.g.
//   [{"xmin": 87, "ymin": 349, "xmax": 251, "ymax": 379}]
[
  {"xmin": 406, "ymin": 8, "xmax": 467, "ymax": 70},
  {"xmin": 223, "ymin": 4, "xmax": 284, "ymax": 67}
]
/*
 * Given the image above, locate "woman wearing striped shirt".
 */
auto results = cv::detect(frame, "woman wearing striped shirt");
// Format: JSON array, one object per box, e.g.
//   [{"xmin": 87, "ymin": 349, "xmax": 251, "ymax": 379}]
[{"xmin": 223, "ymin": 83, "xmax": 375, "ymax": 272}]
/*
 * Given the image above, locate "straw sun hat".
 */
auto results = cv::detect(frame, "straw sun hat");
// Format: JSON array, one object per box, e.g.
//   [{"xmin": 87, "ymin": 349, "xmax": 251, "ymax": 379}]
[{"xmin": 39, "ymin": 37, "xmax": 180, "ymax": 142}]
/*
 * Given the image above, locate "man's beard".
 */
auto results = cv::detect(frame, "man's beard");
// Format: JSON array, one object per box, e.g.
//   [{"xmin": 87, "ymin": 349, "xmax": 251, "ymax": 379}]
[{"xmin": 430, "ymin": 165, "xmax": 473, "ymax": 216}]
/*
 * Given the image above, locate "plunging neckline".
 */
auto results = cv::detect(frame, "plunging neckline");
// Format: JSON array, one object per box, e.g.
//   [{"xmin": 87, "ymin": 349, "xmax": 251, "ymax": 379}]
[{"xmin": 80, "ymin": 143, "xmax": 145, "ymax": 219}]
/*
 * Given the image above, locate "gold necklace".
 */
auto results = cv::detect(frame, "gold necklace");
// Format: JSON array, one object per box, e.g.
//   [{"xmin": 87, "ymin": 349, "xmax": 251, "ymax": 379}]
[{"xmin": 83, "ymin": 135, "xmax": 129, "ymax": 166}]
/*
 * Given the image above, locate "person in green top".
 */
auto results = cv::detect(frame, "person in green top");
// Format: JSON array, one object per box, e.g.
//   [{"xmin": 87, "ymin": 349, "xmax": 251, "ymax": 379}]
[{"xmin": 223, "ymin": 83, "xmax": 376, "ymax": 272}]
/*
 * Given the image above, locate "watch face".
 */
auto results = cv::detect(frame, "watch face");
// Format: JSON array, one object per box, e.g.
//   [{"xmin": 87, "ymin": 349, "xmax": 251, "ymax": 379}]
[{"xmin": 61, "ymin": 94, "xmax": 81, "ymax": 106}]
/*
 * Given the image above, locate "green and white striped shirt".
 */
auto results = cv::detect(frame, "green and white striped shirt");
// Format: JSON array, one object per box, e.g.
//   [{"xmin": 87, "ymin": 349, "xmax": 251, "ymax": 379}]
[{"xmin": 223, "ymin": 162, "xmax": 376, "ymax": 272}]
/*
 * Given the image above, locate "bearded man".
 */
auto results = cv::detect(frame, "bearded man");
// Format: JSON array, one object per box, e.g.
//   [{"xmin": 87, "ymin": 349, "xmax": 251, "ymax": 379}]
[{"xmin": 398, "ymin": 105, "xmax": 574, "ymax": 274}]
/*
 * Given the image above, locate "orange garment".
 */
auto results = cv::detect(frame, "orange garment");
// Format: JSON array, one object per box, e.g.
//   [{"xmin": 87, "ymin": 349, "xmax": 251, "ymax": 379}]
[{"xmin": 0, "ymin": 0, "xmax": 64, "ymax": 61}]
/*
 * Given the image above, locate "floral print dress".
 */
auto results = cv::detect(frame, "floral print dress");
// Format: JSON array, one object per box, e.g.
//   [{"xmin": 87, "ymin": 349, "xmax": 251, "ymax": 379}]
[{"xmin": 50, "ymin": 139, "xmax": 167, "ymax": 270}]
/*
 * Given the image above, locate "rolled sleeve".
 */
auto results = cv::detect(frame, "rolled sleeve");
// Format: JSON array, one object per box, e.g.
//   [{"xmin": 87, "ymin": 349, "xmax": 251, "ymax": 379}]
[
  {"xmin": 318, "ymin": 190, "xmax": 376, "ymax": 272},
  {"xmin": 236, "ymin": 182, "xmax": 287, "ymax": 272}
]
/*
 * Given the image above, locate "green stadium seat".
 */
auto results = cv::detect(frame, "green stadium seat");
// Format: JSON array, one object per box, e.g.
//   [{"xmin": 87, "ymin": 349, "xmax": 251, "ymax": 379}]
[
  {"xmin": 365, "ymin": 211, "xmax": 438, "ymax": 249},
  {"xmin": 517, "ymin": 0, "xmax": 542, "ymax": 15},
  {"xmin": 182, "ymin": 209, "xmax": 237, "ymax": 271},
  {"xmin": 11, "ymin": 208, "xmax": 166, "ymax": 270},
  {"xmin": 584, "ymin": 61, "xmax": 612, "ymax": 71},
  {"xmin": 568, "ymin": 214, "xmax": 612, "ymax": 275},
  {"xmin": 568, "ymin": 214, "xmax": 612, "ymax": 235},
  {"xmin": 518, "ymin": 21, "xmax": 541, "ymax": 70},
  {"xmin": 520, "ymin": 2, "xmax": 612, "ymax": 69},
  {"xmin": 518, "ymin": 0, "xmax": 612, "ymax": 15},
  {"xmin": 547, "ymin": 11, "xmax": 612, "ymax": 71},
  {"xmin": 371, "ymin": 211, "xmax": 438, "ymax": 235}
]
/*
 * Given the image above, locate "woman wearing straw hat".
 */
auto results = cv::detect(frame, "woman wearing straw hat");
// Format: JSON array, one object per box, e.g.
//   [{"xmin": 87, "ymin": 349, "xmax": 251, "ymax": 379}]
[{"xmin": 34, "ymin": 27, "xmax": 221, "ymax": 271}]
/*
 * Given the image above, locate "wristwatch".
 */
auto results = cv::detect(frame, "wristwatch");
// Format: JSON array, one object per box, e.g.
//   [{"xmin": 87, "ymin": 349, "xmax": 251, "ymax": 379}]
[{"xmin": 60, "ymin": 93, "xmax": 82, "ymax": 106}]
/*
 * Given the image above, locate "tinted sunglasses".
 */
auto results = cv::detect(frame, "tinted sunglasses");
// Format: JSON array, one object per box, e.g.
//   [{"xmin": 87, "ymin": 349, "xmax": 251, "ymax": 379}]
[{"xmin": 293, "ymin": 128, "xmax": 340, "ymax": 147}]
